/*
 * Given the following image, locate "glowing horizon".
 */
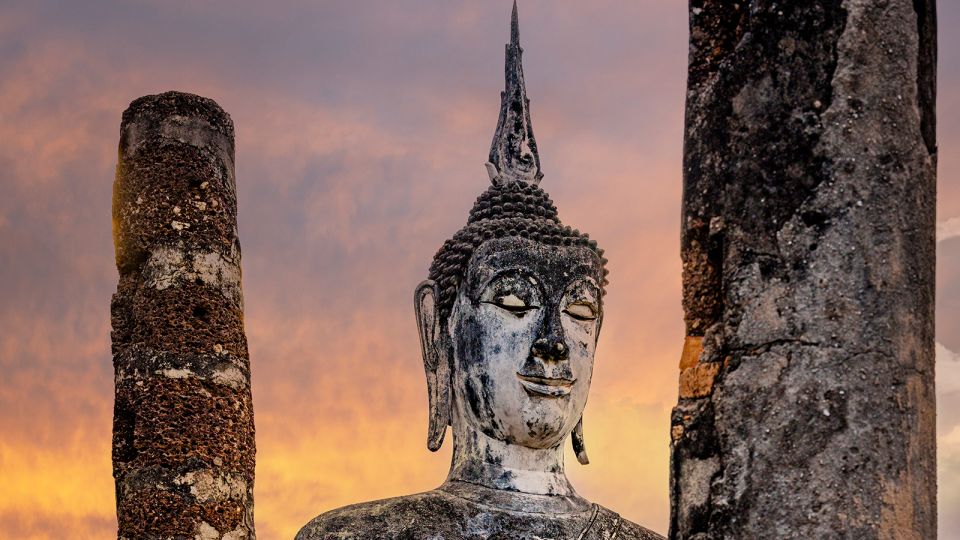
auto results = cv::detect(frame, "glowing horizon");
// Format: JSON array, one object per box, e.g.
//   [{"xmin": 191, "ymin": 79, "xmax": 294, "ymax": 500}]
[{"xmin": 0, "ymin": 2, "xmax": 958, "ymax": 538}]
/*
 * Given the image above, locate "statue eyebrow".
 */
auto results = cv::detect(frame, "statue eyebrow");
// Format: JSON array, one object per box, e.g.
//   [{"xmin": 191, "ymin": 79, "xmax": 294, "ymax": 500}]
[
  {"xmin": 562, "ymin": 276, "xmax": 601, "ymax": 297},
  {"xmin": 470, "ymin": 267, "xmax": 543, "ymax": 300},
  {"xmin": 566, "ymin": 262, "xmax": 601, "ymax": 277}
]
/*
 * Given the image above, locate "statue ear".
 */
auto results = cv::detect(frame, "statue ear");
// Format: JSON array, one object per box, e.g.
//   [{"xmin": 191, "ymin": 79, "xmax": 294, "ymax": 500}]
[
  {"xmin": 415, "ymin": 280, "xmax": 451, "ymax": 451},
  {"xmin": 572, "ymin": 416, "xmax": 589, "ymax": 465}
]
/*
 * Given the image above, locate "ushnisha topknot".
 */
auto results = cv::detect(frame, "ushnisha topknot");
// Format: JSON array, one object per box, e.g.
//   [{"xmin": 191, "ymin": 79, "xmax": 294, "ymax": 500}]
[{"xmin": 427, "ymin": 2, "xmax": 608, "ymax": 322}]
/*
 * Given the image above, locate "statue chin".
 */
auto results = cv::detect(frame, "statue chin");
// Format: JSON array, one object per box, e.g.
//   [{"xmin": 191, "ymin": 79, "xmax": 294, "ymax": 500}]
[
  {"xmin": 508, "ymin": 414, "xmax": 572, "ymax": 449},
  {"xmin": 297, "ymin": 4, "xmax": 663, "ymax": 539}
]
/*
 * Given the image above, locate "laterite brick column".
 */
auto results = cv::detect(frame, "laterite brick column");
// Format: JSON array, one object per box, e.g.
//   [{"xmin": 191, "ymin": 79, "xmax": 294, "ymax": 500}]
[
  {"xmin": 670, "ymin": 1, "xmax": 937, "ymax": 538},
  {"xmin": 111, "ymin": 91, "xmax": 255, "ymax": 539}
]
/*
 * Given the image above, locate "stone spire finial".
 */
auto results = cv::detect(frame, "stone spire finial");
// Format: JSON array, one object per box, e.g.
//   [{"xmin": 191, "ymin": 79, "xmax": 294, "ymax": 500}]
[
  {"xmin": 486, "ymin": 0, "xmax": 543, "ymax": 186},
  {"xmin": 510, "ymin": 0, "xmax": 520, "ymax": 46}
]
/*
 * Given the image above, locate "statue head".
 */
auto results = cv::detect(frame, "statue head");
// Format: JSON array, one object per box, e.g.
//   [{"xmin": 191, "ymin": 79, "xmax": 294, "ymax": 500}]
[{"xmin": 414, "ymin": 2, "xmax": 608, "ymax": 466}]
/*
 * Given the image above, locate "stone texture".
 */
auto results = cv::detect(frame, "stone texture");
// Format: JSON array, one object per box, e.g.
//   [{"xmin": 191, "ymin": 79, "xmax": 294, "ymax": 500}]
[
  {"xmin": 671, "ymin": 1, "xmax": 937, "ymax": 538},
  {"xmin": 297, "ymin": 485, "xmax": 662, "ymax": 540},
  {"xmin": 297, "ymin": 4, "xmax": 662, "ymax": 538},
  {"xmin": 112, "ymin": 91, "xmax": 255, "ymax": 539}
]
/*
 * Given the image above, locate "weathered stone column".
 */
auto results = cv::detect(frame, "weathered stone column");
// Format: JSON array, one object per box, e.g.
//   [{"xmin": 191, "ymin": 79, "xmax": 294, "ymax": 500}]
[
  {"xmin": 111, "ymin": 91, "xmax": 255, "ymax": 539},
  {"xmin": 671, "ymin": 1, "xmax": 937, "ymax": 538}
]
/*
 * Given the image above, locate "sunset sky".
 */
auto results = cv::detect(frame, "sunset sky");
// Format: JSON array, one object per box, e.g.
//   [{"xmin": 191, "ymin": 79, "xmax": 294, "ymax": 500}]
[{"xmin": 1, "ymin": 1, "xmax": 958, "ymax": 538}]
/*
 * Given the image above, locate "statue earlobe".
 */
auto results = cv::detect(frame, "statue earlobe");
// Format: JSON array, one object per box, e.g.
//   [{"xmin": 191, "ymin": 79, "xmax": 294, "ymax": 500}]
[
  {"xmin": 572, "ymin": 416, "xmax": 589, "ymax": 465},
  {"xmin": 415, "ymin": 280, "xmax": 451, "ymax": 451}
]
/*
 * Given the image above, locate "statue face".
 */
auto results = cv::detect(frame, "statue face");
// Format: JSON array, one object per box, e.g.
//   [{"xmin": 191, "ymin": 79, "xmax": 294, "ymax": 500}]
[{"xmin": 448, "ymin": 237, "xmax": 604, "ymax": 449}]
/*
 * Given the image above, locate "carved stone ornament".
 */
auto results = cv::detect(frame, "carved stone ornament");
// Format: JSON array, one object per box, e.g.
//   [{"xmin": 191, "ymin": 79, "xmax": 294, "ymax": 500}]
[{"xmin": 297, "ymin": 4, "xmax": 663, "ymax": 539}]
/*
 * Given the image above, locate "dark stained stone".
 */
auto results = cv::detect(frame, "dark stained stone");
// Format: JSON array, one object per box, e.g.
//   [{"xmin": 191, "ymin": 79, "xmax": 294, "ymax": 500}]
[{"xmin": 671, "ymin": 1, "xmax": 937, "ymax": 538}]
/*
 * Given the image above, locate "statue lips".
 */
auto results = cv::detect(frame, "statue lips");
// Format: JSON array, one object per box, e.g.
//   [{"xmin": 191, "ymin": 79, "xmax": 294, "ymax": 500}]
[{"xmin": 516, "ymin": 373, "xmax": 576, "ymax": 397}]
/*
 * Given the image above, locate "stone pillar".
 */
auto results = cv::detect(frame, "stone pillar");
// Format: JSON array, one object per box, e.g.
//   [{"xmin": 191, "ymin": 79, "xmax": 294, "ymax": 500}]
[
  {"xmin": 111, "ymin": 91, "xmax": 255, "ymax": 539},
  {"xmin": 670, "ymin": 1, "xmax": 937, "ymax": 538}
]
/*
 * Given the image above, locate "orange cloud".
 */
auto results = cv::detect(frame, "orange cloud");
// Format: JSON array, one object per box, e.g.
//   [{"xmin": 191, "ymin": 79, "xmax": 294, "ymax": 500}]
[{"xmin": 1, "ymin": 2, "xmax": 959, "ymax": 539}]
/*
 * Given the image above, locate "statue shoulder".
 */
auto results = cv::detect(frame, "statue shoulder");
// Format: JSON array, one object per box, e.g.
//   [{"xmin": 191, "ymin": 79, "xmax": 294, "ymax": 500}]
[
  {"xmin": 588, "ymin": 505, "xmax": 665, "ymax": 540},
  {"xmin": 295, "ymin": 493, "xmax": 665, "ymax": 540},
  {"xmin": 295, "ymin": 490, "xmax": 467, "ymax": 540},
  {"xmin": 614, "ymin": 518, "xmax": 665, "ymax": 540}
]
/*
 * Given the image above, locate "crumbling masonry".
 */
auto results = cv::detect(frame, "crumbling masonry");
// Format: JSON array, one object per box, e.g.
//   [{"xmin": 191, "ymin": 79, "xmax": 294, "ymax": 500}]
[{"xmin": 111, "ymin": 91, "xmax": 255, "ymax": 539}]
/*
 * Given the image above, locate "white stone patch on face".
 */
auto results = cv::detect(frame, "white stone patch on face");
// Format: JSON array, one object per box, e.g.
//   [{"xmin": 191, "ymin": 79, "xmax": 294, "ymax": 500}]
[
  {"xmin": 564, "ymin": 303, "xmax": 596, "ymax": 320},
  {"xmin": 559, "ymin": 277, "xmax": 602, "ymax": 363},
  {"xmin": 499, "ymin": 293, "xmax": 527, "ymax": 308},
  {"xmin": 450, "ymin": 237, "xmax": 603, "ymax": 450}
]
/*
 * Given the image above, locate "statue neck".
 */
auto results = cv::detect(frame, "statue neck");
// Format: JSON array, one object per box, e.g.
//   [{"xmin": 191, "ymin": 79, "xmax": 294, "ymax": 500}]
[{"xmin": 446, "ymin": 420, "xmax": 577, "ymax": 498}]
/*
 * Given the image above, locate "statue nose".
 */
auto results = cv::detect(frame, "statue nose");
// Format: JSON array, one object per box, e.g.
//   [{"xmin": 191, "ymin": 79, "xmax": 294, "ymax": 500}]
[{"xmin": 532, "ymin": 338, "xmax": 569, "ymax": 361}]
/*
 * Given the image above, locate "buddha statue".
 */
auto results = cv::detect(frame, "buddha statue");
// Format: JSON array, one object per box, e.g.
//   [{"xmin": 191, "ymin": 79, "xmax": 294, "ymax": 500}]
[{"xmin": 297, "ymin": 4, "xmax": 663, "ymax": 539}]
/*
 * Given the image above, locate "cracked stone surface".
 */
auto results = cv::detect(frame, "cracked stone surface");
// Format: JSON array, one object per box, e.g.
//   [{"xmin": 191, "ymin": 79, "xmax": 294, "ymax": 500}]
[
  {"xmin": 671, "ymin": 1, "xmax": 937, "ymax": 538},
  {"xmin": 297, "ymin": 4, "xmax": 662, "ymax": 539},
  {"xmin": 111, "ymin": 91, "xmax": 255, "ymax": 539}
]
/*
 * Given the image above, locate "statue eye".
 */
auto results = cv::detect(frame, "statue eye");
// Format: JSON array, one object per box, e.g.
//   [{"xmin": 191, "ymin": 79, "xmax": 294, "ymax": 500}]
[
  {"xmin": 564, "ymin": 302, "xmax": 597, "ymax": 321},
  {"xmin": 488, "ymin": 293, "xmax": 537, "ymax": 316}
]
